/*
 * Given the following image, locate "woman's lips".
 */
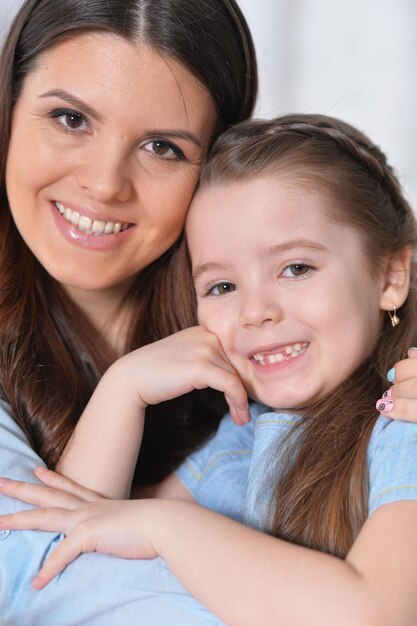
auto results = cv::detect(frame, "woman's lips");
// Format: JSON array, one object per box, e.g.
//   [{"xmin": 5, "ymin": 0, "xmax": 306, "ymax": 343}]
[
  {"xmin": 54, "ymin": 201, "xmax": 132, "ymax": 236},
  {"xmin": 51, "ymin": 201, "xmax": 135, "ymax": 251}
]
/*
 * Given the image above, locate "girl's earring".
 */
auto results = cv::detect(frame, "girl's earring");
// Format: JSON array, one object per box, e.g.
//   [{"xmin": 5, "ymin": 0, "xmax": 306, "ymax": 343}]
[{"xmin": 388, "ymin": 306, "xmax": 400, "ymax": 327}]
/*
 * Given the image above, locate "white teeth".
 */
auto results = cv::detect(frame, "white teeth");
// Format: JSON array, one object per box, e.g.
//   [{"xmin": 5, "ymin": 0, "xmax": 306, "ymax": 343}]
[
  {"xmin": 78, "ymin": 215, "xmax": 92, "ymax": 231},
  {"xmin": 92, "ymin": 220, "xmax": 106, "ymax": 234},
  {"xmin": 70, "ymin": 211, "xmax": 80, "ymax": 226},
  {"xmin": 252, "ymin": 342, "xmax": 308, "ymax": 366},
  {"xmin": 55, "ymin": 202, "xmax": 130, "ymax": 235}
]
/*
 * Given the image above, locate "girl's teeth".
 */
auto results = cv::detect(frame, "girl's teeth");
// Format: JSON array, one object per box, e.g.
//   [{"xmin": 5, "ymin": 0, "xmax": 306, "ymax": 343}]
[
  {"xmin": 252, "ymin": 342, "xmax": 308, "ymax": 365},
  {"xmin": 55, "ymin": 202, "xmax": 129, "ymax": 235}
]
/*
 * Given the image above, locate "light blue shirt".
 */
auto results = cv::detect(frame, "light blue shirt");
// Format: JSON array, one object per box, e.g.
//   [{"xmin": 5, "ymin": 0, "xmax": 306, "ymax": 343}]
[
  {"xmin": 2, "ymin": 400, "xmax": 417, "ymax": 625},
  {"xmin": 176, "ymin": 403, "xmax": 417, "ymax": 531},
  {"xmin": 0, "ymin": 401, "xmax": 224, "ymax": 626}
]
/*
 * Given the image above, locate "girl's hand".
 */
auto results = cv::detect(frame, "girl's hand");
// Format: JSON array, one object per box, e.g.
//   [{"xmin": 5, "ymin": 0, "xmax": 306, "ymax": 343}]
[
  {"xmin": 116, "ymin": 325, "xmax": 250, "ymax": 425},
  {"xmin": 0, "ymin": 467, "xmax": 162, "ymax": 589},
  {"xmin": 376, "ymin": 347, "xmax": 417, "ymax": 421}
]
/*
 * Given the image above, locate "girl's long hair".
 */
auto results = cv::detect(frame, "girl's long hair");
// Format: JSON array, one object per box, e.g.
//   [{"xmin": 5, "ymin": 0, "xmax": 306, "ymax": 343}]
[
  {"xmin": 0, "ymin": 0, "xmax": 257, "ymax": 482},
  {"xmin": 198, "ymin": 114, "xmax": 417, "ymax": 556}
]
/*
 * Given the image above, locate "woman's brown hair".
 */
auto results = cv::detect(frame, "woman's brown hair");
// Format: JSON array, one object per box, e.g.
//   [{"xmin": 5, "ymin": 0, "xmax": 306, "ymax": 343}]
[
  {"xmin": 198, "ymin": 114, "xmax": 417, "ymax": 556},
  {"xmin": 0, "ymin": 0, "xmax": 257, "ymax": 482}
]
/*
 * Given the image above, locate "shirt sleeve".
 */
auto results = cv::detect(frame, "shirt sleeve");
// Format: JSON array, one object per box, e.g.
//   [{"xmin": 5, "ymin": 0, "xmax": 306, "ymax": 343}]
[
  {"xmin": 175, "ymin": 403, "xmax": 267, "ymax": 522},
  {"xmin": 368, "ymin": 416, "xmax": 417, "ymax": 516}
]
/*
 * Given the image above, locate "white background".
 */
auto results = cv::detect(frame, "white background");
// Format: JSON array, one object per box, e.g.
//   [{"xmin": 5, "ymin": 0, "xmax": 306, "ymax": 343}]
[{"xmin": 1, "ymin": 0, "xmax": 416, "ymax": 208}]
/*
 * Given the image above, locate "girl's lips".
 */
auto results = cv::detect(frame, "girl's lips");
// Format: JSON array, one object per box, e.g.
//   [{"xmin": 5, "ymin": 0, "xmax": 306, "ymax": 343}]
[
  {"xmin": 51, "ymin": 202, "xmax": 135, "ymax": 251},
  {"xmin": 250, "ymin": 342, "xmax": 309, "ymax": 365}
]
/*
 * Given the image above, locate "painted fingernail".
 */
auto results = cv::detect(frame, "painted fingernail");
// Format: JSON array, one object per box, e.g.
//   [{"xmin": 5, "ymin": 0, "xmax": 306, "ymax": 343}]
[
  {"xmin": 386, "ymin": 367, "xmax": 395, "ymax": 383},
  {"xmin": 376, "ymin": 399, "xmax": 394, "ymax": 412},
  {"xmin": 382, "ymin": 388, "xmax": 392, "ymax": 398}
]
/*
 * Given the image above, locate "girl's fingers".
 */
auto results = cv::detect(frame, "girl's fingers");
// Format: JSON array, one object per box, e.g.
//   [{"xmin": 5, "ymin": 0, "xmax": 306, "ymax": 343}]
[
  {"xmin": 0, "ymin": 477, "xmax": 83, "ymax": 510},
  {"xmin": 376, "ymin": 396, "xmax": 417, "ymax": 423},
  {"xmin": 389, "ymin": 351, "xmax": 417, "ymax": 383},
  {"xmin": 200, "ymin": 369, "xmax": 250, "ymax": 424},
  {"xmin": 32, "ymin": 535, "xmax": 84, "ymax": 589},
  {"xmin": 386, "ymin": 378, "xmax": 417, "ymax": 400},
  {"xmin": 34, "ymin": 467, "xmax": 101, "ymax": 503}
]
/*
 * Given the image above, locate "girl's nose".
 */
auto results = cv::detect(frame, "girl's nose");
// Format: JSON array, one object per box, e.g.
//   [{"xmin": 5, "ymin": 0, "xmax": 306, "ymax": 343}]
[{"xmin": 239, "ymin": 293, "xmax": 283, "ymax": 328}]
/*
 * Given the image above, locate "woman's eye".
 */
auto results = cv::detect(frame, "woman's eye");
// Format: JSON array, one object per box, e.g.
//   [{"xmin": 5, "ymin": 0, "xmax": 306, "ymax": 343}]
[
  {"xmin": 208, "ymin": 282, "xmax": 236, "ymax": 296},
  {"xmin": 144, "ymin": 140, "xmax": 185, "ymax": 161},
  {"xmin": 281, "ymin": 263, "xmax": 311, "ymax": 278},
  {"xmin": 50, "ymin": 109, "xmax": 89, "ymax": 132}
]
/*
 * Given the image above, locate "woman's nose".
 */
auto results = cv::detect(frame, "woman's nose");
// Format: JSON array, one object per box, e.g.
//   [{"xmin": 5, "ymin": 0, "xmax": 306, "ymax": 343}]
[
  {"xmin": 75, "ymin": 140, "xmax": 133, "ymax": 203},
  {"xmin": 239, "ymin": 292, "xmax": 283, "ymax": 328}
]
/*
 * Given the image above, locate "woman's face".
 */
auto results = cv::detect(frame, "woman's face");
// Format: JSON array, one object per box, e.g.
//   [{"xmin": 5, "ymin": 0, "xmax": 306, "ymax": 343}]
[{"xmin": 6, "ymin": 32, "xmax": 216, "ymax": 298}]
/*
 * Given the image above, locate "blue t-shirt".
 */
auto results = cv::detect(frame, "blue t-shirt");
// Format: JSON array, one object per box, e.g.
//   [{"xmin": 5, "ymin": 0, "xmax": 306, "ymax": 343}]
[
  {"xmin": 2, "ymin": 399, "xmax": 417, "ymax": 625},
  {"xmin": 176, "ymin": 403, "xmax": 417, "ymax": 530}
]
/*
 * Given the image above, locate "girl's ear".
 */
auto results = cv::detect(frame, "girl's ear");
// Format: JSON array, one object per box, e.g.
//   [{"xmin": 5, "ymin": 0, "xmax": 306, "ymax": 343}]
[{"xmin": 379, "ymin": 245, "xmax": 412, "ymax": 311}]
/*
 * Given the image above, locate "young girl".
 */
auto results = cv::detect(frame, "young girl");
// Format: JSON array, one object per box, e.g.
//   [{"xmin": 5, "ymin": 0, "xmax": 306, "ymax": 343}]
[{"xmin": 2, "ymin": 114, "xmax": 417, "ymax": 626}]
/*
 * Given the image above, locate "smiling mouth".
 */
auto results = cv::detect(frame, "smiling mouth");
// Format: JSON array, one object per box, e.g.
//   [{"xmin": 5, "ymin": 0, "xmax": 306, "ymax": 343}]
[
  {"xmin": 251, "ymin": 342, "xmax": 309, "ymax": 365},
  {"xmin": 54, "ymin": 201, "xmax": 132, "ymax": 236}
]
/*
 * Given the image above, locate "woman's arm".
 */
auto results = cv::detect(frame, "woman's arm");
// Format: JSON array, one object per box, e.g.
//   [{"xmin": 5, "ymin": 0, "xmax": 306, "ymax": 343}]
[
  {"xmin": 1, "ymin": 472, "xmax": 416, "ymax": 626},
  {"xmin": 57, "ymin": 326, "xmax": 250, "ymax": 499}
]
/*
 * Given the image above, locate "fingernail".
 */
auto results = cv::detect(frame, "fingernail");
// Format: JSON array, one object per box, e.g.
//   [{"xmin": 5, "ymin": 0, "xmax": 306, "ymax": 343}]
[
  {"xmin": 0, "ymin": 479, "xmax": 7, "ymax": 487},
  {"xmin": 386, "ymin": 367, "xmax": 395, "ymax": 383},
  {"xmin": 376, "ymin": 399, "xmax": 394, "ymax": 412},
  {"xmin": 408, "ymin": 347, "xmax": 417, "ymax": 356},
  {"xmin": 382, "ymin": 388, "xmax": 392, "ymax": 398}
]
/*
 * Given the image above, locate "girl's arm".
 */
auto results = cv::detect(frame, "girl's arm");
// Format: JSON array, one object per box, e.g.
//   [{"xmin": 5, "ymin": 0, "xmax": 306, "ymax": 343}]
[
  {"xmin": 0, "ymin": 472, "xmax": 416, "ymax": 626},
  {"xmin": 56, "ymin": 326, "xmax": 250, "ymax": 499}
]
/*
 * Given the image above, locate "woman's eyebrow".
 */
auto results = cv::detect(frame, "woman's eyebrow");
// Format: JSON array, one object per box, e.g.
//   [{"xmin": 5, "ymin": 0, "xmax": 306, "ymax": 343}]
[
  {"xmin": 145, "ymin": 129, "xmax": 203, "ymax": 149},
  {"xmin": 38, "ymin": 89, "xmax": 103, "ymax": 122}
]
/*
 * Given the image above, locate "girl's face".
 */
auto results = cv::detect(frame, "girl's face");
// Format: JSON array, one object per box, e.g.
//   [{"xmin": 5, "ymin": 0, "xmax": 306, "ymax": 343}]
[
  {"xmin": 187, "ymin": 174, "xmax": 388, "ymax": 410},
  {"xmin": 6, "ymin": 32, "xmax": 216, "ymax": 299}
]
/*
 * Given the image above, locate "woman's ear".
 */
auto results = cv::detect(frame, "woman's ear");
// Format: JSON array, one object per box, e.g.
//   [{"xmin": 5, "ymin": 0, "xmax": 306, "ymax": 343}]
[{"xmin": 379, "ymin": 245, "xmax": 412, "ymax": 311}]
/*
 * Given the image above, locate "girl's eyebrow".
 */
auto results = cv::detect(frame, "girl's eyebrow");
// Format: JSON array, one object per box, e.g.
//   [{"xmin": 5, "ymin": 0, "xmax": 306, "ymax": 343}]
[
  {"xmin": 192, "ymin": 240, "xmax": 329, "ymax": 281},
  {"xmin": 260, "ymin": 239, "xmax": 329, "ymax": 258},
  {"xmin": 38, "ymin": 89, "xmax": 203, "ymax": 148},
  {"xmin": 39, "ymin": 89, "xmax": 103, "ymax": 122}
]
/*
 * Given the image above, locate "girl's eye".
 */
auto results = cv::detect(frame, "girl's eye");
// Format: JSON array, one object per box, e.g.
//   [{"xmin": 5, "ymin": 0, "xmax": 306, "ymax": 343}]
[
  {"xmin": 207, "ymin": 282, "xmax": 236, "ymax": 296},
  {"xmin": 50, "ymin": 109, "xmax": 89, "ymax": 132},
  {"xmin": 143, "ymin": 140, "xmax": 185, "ymax": 161},
  {"xmin": 281, "ymin": 263, "xmax": 312, "ymax": 278}
]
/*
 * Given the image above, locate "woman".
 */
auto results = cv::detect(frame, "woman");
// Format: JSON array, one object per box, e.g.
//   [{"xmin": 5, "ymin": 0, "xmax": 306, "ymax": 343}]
[
  {"xmin": 0, "ymin": 0, "xmax": 256, "ymax": 622},
  {"xmin": 0, "ymin": 0, "xmax": 256, "ymax": 485}
]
